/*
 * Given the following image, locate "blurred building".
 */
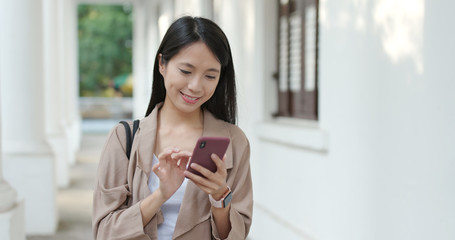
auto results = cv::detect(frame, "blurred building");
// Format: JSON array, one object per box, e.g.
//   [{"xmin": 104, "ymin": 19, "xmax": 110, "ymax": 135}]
[{"xmin": 1, "ymin": 0, "xmax": 455, "ymax": 239}]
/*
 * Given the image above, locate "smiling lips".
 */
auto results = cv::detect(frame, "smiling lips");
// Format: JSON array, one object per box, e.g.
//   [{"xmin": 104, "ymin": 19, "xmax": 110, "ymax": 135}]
[{"xmin": 181, "ymin": 92, "xmax": 200, "ymax": 104}]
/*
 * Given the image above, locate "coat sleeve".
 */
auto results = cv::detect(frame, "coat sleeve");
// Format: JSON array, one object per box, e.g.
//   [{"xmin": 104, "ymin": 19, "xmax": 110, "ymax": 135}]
[
  {"xmin": 211, "ymin": 132, "xmax": 253, "ymax": 240},
  {"xmin": 92, "ymin": 124, "xmax": 151, "ymax": 240}
]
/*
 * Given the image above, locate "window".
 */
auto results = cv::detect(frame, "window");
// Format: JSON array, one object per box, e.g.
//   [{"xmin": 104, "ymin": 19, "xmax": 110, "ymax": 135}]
[{"xmin": 275, "ymin": 0, "xmax": 319, "ymax": 120}]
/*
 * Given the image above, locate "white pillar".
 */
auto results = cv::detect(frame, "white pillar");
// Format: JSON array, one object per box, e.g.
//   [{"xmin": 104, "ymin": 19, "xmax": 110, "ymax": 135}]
[
  {"xmin": 0, "ymin": 56, "xmax": 25, "ymax": 240},
  {"xmin": 158, "ymin": 0, "xmax": 175, "ymax": 39},
  {"xmin": 1, "ymin": 0, "xmax": 58, "ymax": 234},
  {"xmin": 64, "ymin": 0, "xmax": 82, "ymax": 162},
  {"xmin": 132, "ymin": 0, "xmax": 161, "ymax": 119},
  {"xmin": 174, "ymin": 0, "xmax": 213, "ymax": 19},
  {"xmin": 215, "ymin": 0, "xmax": 257, "ymax": 128},
  {"xmin": 43, "ymin": 0, "xmax": 75, "ymax": 188},
  {"xmin": 0, "ymin": 3, "xmax": 26, "ymax": 238}
]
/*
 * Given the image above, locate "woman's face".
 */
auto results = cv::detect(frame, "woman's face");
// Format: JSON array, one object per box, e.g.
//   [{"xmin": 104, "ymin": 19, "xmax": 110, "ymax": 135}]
[{"xmin": 159, "ymin": 41, "xmax": 221, "ymax": 114}]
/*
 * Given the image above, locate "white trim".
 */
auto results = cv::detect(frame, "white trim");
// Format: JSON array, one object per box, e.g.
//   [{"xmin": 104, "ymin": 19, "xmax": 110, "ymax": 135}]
[{"xmin": 255, "ymin": 118, "xmax": 328, "ymax": 152}]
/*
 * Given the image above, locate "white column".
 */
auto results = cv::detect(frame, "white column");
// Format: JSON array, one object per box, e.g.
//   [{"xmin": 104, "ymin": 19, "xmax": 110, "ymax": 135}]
[
  {"xmin": 0, "ymin": 3, "xmax": 26, "ymax": 238},
  {"xmin": 0, "ymin": 55, "xmax": 25, "ymax": 240},
  {"xmin": 1, "ymin": 0, "xmax": 58, "ymax": 234},
  {"xmin": 174, "ymin": 0, "xmax": 213, "ymax": 18},
  {"xmin": 158, "ymin": 0, "xmax": 175, "ymax": 39},
  {"xmin": 133, "ymin": 0, "xmax": 150, "ymax": 119},
  {"xmin": 215, "ymin": 0, "xmax": 257, "ymax": 127},
  {"xmin": 64, "ymin": 0, "xmax": 82, "ymax": 162},
  {"xmin": 132, "ymin": 0, "xmax": 162, "ymax": 119},
  {"xmin": 43, "ymin": 0, "xmax": 73, "ymax": 188}
]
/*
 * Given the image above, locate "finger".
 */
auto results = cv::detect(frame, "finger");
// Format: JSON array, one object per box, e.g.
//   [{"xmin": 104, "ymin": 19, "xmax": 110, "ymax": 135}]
[
  {"xmin": 184, "ymin": 170, "xmax": 217, "ymax": 189},
  {"xmin": 185, "ymin": 171, "xmax": 225, "ymax": 196},
  {"xmin": 152, "ymin": 162, "xmax": 163, "ymax": 178},
  {"xmin": 158, "ymin": 148, "xmax": 174, "ymax": 160},
  {"xmin": 189, "ymin": 163, "xmax": 216, "ymax": 179},
  {"xmin": 171, "ymin": 150, "xmax": 192, "ymax": 160},
  {"xmin": 211, "ymin": 153, "xmax": 227, "ymax": 174},
  {"xmin": 169, "ymin": 151, "xmax": 191, "ymax": 168},
  {"xmin": 178, "ymin": 157, "xmax": 190, "ymax": 170},
  {"xmin": 191, "ymin": 182, "xmax": 212, "ymax": 194},
  {"xmin": 158, "ymin": 147, "xmax": 181, "ymax": 164}
]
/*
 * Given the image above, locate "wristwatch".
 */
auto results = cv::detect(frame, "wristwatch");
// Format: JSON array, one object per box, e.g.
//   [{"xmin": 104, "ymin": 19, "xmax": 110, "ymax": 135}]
[{"xmin": 209, "ymin": 186, "xmax": 232, "ymax": 208}]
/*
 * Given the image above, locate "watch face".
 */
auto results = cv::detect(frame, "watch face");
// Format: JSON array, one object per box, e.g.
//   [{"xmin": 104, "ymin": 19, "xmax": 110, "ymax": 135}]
[{"xmin": 223, "ymin": 191, "xmax": 233, "ymax": 208}]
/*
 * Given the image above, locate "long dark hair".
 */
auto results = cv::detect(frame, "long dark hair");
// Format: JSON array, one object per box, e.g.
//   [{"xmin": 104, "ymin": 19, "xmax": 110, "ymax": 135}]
[{"xmin": 145, "ymin": 16, "xmax": 237, "ymax": 125}]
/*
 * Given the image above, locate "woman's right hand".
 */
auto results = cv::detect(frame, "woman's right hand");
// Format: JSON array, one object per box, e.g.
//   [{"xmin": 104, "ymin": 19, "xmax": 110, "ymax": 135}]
[{"xmin": 152, "ymin": 147, "xmax": 192, "ymax": 200}]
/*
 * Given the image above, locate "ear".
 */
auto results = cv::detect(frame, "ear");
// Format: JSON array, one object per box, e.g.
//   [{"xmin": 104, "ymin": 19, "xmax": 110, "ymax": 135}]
[{"xmin": 158, "ymin": 53, "xmax": 165, "ymax": 75}]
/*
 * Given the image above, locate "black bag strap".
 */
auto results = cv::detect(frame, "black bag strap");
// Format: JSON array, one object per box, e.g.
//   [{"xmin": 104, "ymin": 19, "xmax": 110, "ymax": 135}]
[
  {"xmin": 119, "ymin": 120, "xmax": 140, "ymax": 160},
  {"xmin": 132, "ymin": 119, "xmax": 139, "ymax": 138}
]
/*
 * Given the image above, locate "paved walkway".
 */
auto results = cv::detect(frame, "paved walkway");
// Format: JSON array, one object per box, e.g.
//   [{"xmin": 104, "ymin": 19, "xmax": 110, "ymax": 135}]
[{"xmin": 28, "ymin": 132, "xmax": 108, "ymax": 240}]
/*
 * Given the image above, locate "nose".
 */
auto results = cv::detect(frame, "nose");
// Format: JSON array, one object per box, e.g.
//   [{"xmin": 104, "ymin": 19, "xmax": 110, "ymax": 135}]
[{"xmin": 187, "ymin": 75, "xmax": 202, "ymax": 93}]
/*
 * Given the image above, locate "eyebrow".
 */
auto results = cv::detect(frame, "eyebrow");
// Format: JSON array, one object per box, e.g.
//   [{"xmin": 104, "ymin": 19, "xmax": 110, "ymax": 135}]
[{"xmin": 180, "ymin": 62, "xmax": 220, "ymax": 73}]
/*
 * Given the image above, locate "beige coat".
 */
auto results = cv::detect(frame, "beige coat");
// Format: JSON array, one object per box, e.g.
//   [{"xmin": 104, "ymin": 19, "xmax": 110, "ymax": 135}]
[{"xmin": 92, "ymin": 104, "xmax": 253, "ymax": 240}]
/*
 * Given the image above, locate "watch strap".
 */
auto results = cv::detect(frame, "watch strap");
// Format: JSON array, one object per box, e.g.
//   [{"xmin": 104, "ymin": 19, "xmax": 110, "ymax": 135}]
[{"xmin": 209, "ymin": 186, "xmax": 232, "ymax": 208}]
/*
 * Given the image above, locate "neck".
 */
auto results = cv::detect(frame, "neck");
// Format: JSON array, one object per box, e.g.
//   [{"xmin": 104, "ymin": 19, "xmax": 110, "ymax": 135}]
[{"xmin": 158, "ymin": 101, "xmax": 204, "ymax": 130}]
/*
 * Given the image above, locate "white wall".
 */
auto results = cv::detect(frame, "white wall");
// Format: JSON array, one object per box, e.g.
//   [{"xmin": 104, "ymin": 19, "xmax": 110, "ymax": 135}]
[
  {"xmin": 368, "ymin": 1, "xmax": 455, "ymax": 239},
  {"xmin": 246, "ymin": 0, "xmax": 455, "ymax": 240}
]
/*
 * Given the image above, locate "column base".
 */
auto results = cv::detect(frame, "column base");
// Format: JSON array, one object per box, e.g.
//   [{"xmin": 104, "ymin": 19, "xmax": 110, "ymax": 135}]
[
  {"xmin": 3, "ymin": 153, "xmax": 58, "ymax": 235},
  {"xmin": 48, "ymin": 135, "xmax": 70, "ymax": 188},
  {"xmin": 48, "ymin": 115, "xmax": 82, "ymax": 188},
  {"xmin": 0, "ymin": 199, "xmax": 25, "ymax": 240}
]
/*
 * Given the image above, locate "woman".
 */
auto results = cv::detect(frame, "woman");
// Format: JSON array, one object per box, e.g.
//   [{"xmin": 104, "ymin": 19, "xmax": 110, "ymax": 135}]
[{"xmin": 92, "ymin": 16, "xmax": 253, "ymax": 240}]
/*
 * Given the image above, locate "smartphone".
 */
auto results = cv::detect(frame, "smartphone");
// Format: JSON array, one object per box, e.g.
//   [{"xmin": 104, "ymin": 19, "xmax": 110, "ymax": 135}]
[{"xmin": 186, "ymin": 136, "xmax": 230, "ymax": 178}]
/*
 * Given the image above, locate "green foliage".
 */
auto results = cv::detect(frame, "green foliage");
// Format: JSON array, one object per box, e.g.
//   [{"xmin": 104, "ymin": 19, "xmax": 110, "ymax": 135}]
[{"xmin": 78, "ymin": 4, "xmax": 133, "ymax": 97}]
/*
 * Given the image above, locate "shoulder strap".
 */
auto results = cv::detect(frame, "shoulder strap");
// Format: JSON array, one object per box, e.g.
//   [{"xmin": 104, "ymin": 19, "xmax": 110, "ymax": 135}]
[
  {"xmin": 120, "ymin": 120, "xmax": 140, "ymax": 160},
  {"xmin": 132, "ymin": 119, "xmax": 139, "ymax": 140}
]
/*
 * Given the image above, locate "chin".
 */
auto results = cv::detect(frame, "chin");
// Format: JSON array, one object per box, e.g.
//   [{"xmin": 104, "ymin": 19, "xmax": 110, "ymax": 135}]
[{"xmin": 178, "ymin": 103, "xmax": 202, "ymax": 113}]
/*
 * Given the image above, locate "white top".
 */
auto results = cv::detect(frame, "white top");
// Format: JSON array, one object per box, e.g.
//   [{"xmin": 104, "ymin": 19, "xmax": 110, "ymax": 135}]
[{"xmin": 149, "ymin": 154, "xmax": 188, "ymax": 240}]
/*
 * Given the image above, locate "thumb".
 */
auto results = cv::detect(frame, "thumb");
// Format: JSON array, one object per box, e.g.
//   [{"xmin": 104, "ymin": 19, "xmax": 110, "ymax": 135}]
[{"xmin": 152, "ymin": 162, "xmax": 163, "ymax": 178}]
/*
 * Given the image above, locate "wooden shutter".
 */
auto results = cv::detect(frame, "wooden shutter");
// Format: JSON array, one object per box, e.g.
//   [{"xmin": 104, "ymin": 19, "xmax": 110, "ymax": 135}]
[{"xmin": 275, "ymin": 0, "xmax": 319, "ymax": 120}]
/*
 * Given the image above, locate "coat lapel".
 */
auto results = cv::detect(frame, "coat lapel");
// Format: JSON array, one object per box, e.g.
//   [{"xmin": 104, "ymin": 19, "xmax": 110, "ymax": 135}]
[{"xmin": 135, "ymin": 103, "xmax": 161, "ymax": 176}]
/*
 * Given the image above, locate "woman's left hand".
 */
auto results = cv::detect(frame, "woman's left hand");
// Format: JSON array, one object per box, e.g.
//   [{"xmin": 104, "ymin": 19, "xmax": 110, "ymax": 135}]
[{"xmin": 184, "ymin": 153, "xmax": 228, "ymax": 200}]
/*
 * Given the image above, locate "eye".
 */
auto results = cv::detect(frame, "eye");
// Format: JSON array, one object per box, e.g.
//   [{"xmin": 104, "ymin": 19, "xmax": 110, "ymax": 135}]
[
  {"xmin": 206, "ymin": 75, "xmax": 217, "ymax": 79},
  {"xmin": 179, "ymin": 69, "xmax": 191, "ymax": 75}
]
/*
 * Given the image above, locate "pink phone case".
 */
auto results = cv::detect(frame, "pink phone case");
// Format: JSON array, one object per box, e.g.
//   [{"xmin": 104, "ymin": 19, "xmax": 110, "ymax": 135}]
[{"xmin": 186, "ymin": 136, "xmax": 230, "ymax": 178}]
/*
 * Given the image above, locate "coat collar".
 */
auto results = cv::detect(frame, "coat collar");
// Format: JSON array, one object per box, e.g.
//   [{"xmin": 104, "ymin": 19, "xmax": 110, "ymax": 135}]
[{"xmin": 135, "ymin": 102, "xmax": 234, "ymax": 176}]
